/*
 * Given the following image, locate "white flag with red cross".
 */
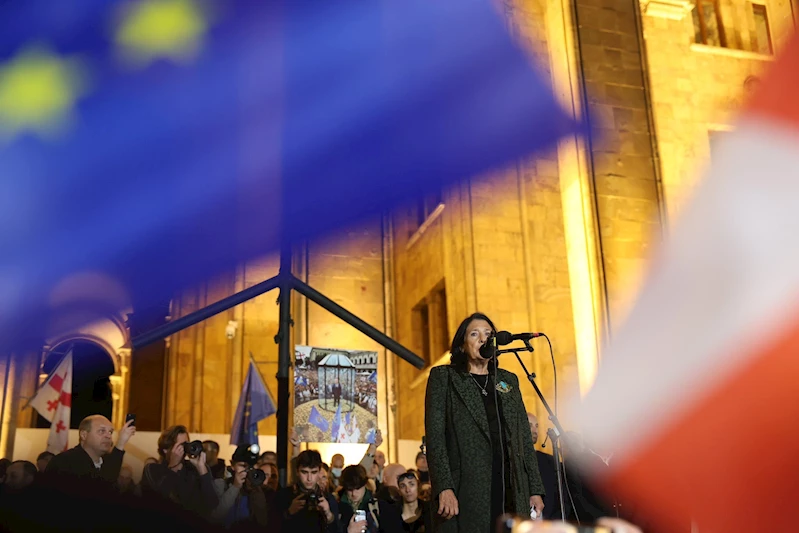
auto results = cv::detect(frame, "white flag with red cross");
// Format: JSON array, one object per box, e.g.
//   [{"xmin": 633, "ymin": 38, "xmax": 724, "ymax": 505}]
[{"xmin": 30, "ymin": 351, "xmax": 73, "ymax": 453}]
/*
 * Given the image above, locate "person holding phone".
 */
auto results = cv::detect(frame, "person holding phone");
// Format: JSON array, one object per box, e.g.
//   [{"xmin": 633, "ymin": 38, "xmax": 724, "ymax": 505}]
[
  {"xmin": 338, "ymin": 465, "xmax": 403, "ymax": 533},
  {"xmin": 43, "ymin": 414, "xmax": 136, "ymax": 486}
]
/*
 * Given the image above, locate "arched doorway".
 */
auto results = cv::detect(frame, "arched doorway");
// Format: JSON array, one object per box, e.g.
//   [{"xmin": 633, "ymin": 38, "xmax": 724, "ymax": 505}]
[{"xmin": 36, "ymin": 340, "xmax": 116, "ymax": 428}]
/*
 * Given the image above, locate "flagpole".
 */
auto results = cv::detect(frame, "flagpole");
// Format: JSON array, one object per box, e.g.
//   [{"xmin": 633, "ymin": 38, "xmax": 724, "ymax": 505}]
[{"xmin": 275, "ymin": 241, "xmax": 292, "ymax": 488}]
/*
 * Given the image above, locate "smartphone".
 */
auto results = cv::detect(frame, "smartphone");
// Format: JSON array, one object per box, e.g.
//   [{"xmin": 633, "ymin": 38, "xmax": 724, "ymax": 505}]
[
  {"xmin": 355, "ymin": 510, "xmax": 367, "ymax": 523},
  {"xmin": 125, "ymin": 413, "xmax": 136, "ymax": 425}
]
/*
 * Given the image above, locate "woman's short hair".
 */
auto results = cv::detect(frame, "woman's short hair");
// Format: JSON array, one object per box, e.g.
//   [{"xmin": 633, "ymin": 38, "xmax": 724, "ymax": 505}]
[
  {"xmin": 157, "ymin": 425, "xmax": 188, "ymax": 461},
  {"xmin": 449, "ymin": 312, "xmax": 498, "ymax": 372},
  {"xmin": 340, "ymin": 464, "xmax": 368, "ymax": 490}
]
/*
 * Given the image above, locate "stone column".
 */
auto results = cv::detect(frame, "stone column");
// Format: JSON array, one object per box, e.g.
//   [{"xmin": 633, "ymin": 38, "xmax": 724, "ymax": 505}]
[{"xmin": 572, "ymin": 0, "xmax": 665, "ymax": 331}]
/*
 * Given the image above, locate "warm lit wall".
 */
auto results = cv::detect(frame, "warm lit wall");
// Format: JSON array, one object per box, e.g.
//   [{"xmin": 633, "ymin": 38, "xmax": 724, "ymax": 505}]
[
  {"xmin": 643, "ymin": 0, "xmax": 793, "ymax": 221},
  {"xmin": 163, "ymin": 220, "xmax": 391, "ymax": 447}
]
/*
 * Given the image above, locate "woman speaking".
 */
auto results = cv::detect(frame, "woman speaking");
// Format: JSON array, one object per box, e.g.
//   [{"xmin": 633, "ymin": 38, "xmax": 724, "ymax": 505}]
[{"xmin": 425, "ymin": 313, "xmax": 544, "ymax": 533}]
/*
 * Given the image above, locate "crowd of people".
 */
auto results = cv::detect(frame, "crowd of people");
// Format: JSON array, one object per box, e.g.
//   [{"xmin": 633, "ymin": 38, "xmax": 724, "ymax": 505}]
[
  {"xmin": 0, "ymin": 417, "xmax": 434, "ymax": 533},
  {"xmin": 354, "ymin": 374, "xmax": 377, "ymax": 415}
]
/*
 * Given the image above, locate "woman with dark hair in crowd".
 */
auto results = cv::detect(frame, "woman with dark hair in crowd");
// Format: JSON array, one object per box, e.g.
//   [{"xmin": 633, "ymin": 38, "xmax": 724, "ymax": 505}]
[
  {"xmin": 317, "ymin": 463, "xmax": 332, "ymax": 494},
  {"xmin": 259, "ymin": 461, "xmax": 279, "ymax": 493},
  {"xmin": 398, "ymin": 471, "xmax": 432, "ymax": 533},
  {"xmin": 425, "ymin": 312, "xmax": 545, "ymax": 533},
  {"xmin": 339, "ymin": 465, "xmax": 403, "ymax": 533}
]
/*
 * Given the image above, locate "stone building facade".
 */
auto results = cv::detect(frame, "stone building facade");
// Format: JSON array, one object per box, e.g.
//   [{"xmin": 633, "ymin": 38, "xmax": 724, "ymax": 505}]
[{"xmin": 1, "ymin": 0, "xmax": 794, "ymax": 460}]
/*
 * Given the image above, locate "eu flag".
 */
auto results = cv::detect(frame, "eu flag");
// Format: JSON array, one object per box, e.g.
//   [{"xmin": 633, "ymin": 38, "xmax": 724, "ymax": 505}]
[
  {"xmin": 308, "ymin": 406, "xmax": 328, "ymax": 434},
  {"xmin": 0, "ymin": 0, "xmax": 576, "ymax": 351},
  {"xmin": 331, "ymin": 402, "xmax": 343, "ymax": 441},
  {"xmin": 230, "ymin": 359, "xmax": 276, "ymax": 446}
]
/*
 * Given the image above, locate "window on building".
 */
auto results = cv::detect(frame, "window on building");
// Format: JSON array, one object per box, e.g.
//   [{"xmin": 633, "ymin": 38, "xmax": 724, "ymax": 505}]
[
  {"xmin": 409, "ymin": 189, "xmax": 444, "ymax": 237},
  {"xmin": 411, "ymin": 282, "xmax": 449, "ymax": 367},
  {"xmin": 692, "ymin": 0, "xmax": 727, "ymax": 48},
  {"xmin": 752, "ymin": 4, "xmax": 773, "ymax": 55}
]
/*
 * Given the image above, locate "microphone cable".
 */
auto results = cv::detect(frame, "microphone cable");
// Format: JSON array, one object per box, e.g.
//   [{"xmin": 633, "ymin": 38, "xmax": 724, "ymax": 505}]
[
  {"xmin": 541, "ymin": 333, "xmax": 558, "ymax": 417},
  {"xmin": 490, "ymin": 356, "xmax": 507, "ymax": 523},
  {"xmin": 540, "ymin": 333, "xmax": 579, "ymax": 523}
]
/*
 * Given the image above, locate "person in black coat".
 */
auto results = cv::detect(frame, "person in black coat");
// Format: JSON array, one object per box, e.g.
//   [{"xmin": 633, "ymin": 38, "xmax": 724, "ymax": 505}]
[
  {"xmin": 139, "ymin": 425, "xmax": 219, "ymax": 520},
  {"xmin": 44, "ymin": 414, "xmax": 136, "ymax": 486}
]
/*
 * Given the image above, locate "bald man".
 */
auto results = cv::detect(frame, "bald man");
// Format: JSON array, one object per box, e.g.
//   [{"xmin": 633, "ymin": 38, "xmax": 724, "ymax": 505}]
[{"xmin": 44, "ymin": 414, "xmax": 136, "ymax": 486}]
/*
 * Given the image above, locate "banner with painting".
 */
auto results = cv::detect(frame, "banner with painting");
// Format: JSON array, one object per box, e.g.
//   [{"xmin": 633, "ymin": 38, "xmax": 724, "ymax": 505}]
[{"xmin": 293, "ymin": 345, "xmax": 378, "ymax": 444}]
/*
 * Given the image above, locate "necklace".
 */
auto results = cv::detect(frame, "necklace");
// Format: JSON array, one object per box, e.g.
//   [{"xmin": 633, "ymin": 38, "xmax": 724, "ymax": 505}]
[{"xmin": 469, "ymin": 373, "xmax": 489, "ymax": 396}]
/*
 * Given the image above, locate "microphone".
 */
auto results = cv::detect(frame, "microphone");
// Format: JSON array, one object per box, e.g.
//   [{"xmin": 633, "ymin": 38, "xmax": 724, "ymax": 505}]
[
  {"xmin": 541, "ymin": 432, "xmax": 549, "ymax": 448},
  {"xmin": 479, "ymin": 335, "xmax": 497, "ymax": 359},
  {"xmin": 495, "ymin": 330, "xmax": 544, "ymax": 346}
]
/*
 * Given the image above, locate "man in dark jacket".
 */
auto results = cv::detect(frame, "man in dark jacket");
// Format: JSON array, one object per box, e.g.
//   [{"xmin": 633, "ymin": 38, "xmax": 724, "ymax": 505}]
[
  {"xmin": 44, "ymin": 414, "xmax": 136, "ymax": 485},
  {"xmin": 268, "ymin": 450, "xmax": 338, "ymax": 533},
  {"xmin": 332, "ymin": 379, "xmax": 342, "ymax": 407}
]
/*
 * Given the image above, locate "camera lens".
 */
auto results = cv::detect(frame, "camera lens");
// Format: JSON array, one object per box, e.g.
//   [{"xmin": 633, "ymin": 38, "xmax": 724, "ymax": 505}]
[
  {"xmin": 248, "ymin": 468, "xmax": 266, "ymax": 486},
  {"xmin": 182, "ymin": 440, "xmax": 203, "ymax": 457}
]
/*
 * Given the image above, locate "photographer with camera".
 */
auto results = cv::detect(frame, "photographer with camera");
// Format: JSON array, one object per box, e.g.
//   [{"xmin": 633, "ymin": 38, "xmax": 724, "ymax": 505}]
[
  {"xmin": 140, "ymin": 425, "xmax": 219, "ymax": 520},
  {"xmin": 211, "ymin": 444, "xmax": 269, "ymax": 529},
  {"xmin": 267, "ymin": 450, "xmax": 339, "ymax": 533}
]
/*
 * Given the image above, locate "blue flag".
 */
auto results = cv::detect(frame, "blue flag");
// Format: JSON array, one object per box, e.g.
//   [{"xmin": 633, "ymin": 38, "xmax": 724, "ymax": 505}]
[
  {"xmin": 368, "ymin": 371, "xmax": 377, "ymax": 384},
  {"xmin": 230, "ymin": 360, "xmax": 276, "ymax": 446},
  {"xmin": 308, "ymin": 406, "xmax": 328, "ymax": 433},
  {"xmin": 345, "ymin": 411, "xmax": 351, "ymax": 426},
  {"xmin": 0, "ymin": 0, "xmax": 576, "ymax": 350},
  {"xmin": 331, "ymin": 402, "xmax": 342, "ymax": 440}
]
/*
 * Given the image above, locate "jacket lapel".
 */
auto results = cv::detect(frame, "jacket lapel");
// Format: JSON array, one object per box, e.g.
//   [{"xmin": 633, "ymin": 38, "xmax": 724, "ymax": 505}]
[
  {"xmin": 448, "ymin": 368, "xmax": 490, "ymax": 441},
  {"xmin": 495, "ymin": 373, "xmax": 519, "ymax": 435}
]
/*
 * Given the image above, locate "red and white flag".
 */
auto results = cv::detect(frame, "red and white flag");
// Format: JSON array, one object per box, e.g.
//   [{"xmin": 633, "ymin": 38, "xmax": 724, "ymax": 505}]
[
  {"xmin": 30, "ymin": 351, "xmax": 73, "ymax": 453},
  {"xmin": 577, "ymin": 33, "xmax": 799, "ymax": 533}
]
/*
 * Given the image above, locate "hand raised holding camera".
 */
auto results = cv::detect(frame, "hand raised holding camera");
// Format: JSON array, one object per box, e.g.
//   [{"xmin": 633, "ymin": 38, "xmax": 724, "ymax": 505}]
[
  {"xmin": 232, "ymin": 468, "xmax": 248, "ymax": 488},
  {"xmin": 317, "ymin": 495, "xmax": 334, "ymax": 523},
  {"xmin": 288, "ymin": 493, "xmax": 307, "ymax": 516},
  {"xmin": 187, "ymin": 451, "xmax": 208, "ymax": 475}
]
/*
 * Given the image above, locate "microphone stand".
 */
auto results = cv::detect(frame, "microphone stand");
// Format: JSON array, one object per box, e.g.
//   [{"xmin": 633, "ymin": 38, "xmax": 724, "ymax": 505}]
[{"xmin": 497, "ymin": 341, "xmax": 567, "ymax": 522}]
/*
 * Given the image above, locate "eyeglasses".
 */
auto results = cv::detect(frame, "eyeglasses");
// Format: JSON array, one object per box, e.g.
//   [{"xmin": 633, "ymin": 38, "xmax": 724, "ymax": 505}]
[{"xmin": 397, "ymin": 472, "xmax": 417, "ymax": 484}]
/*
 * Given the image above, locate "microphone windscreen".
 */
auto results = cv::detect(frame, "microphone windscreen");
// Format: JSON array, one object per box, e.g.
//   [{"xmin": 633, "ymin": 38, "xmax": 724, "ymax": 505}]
[{"xmin": 496, "ymin": 331, "xmax": 513, "ymax": 345}]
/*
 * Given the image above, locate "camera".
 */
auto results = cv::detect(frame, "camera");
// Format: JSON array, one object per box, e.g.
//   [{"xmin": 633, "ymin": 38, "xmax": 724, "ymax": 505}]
[
  {"xmin": 182, "ymin": 440, "xmax": 204, "ymax": 458},
  {"xmin": 226, "ymin": 464, "xmax": 266, "ymax": 486},
  {"xmin": 305, "ymin": 488, "xmax": 322, "ymax": 510},
  {"xmin": 247, "ymin": 468, "xmax": 266, "ymax": 486}
]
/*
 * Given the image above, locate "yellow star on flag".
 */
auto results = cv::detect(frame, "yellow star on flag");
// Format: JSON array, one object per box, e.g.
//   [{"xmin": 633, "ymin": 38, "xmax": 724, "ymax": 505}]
[
  {"xmin": 0, "ymin": 46, "xmax": 87, "ymax": 142},
  {"xmin": 115, "ymin": 0, "xmax": 208, "ymax": 67}
]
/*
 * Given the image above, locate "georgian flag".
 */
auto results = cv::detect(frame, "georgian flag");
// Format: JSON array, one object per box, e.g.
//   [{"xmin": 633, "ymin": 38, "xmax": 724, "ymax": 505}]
[
  {"xmin": 30, "ymin": 351, "xmax": 73, "ymax": 453},
  {"xmin": 577, "ymin": 33, "xmax": 799, "ymax": 533}
]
